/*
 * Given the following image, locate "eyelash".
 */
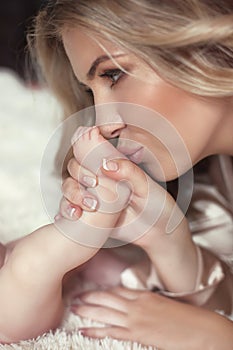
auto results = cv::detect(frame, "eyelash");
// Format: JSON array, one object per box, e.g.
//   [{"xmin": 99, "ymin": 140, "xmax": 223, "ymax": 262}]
[
  {"xmin": 85, "ymin": 87, "xmax": 93, "ymax": 95},
  {"xmin": 83, "ymin": 68, "xmax": 125, "ymax": 95},
  {"xmin": 99, "ymin": 69, "xmax": 125, "ymax": 88}
]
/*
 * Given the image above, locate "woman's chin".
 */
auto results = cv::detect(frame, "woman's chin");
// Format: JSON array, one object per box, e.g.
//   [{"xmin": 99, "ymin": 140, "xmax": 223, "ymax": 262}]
[{"xmin": 140, "ymin": 162, "xmax": 182, "ymax": 183}]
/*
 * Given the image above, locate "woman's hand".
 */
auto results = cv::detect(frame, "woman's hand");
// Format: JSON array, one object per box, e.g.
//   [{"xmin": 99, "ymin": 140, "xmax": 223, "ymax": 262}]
[
  {"xmin": 60, "ymin": 153, "xmax": 199, "ymax": 293},
  {"xmin": 59, "ymin": 156, "xmax": 99, "ymax": 220},
  {"xmin": 60, "ymin": 154, "xmax": 182, "ymax": 246},
  {"xmin": 71, "ymin": 287, "xmax": 233, "ymax": 350}
]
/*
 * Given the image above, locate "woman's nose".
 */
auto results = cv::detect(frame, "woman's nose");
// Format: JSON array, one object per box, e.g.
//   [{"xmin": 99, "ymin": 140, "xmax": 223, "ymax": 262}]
[
  {"xmin": 98, "ymin": 121, "xmax": 125, "ymax": 139},
  {"xmin": 95, "ymin": 104, "xmax": 126, "ymax": 139}
]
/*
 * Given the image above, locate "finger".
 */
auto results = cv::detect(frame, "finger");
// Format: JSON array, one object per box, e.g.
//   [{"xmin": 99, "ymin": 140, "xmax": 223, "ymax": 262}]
[
  {"xmin": 75, "ymin": 290, "xmax": 128, "ymax": 312},
  {"xmin": 58, "ymin": 196, "xmax": 82, "ymax": 220},
  {"xmin": 67, "ymin": 157, "xmax": 98, "ymax": 188},
  {"xmin": 62, "ymin": 177, "xmax": 98, "ymax": 211},
  {"xmin": 73, "ymin": 304, "xmax": 127, "ymax": 327},
  {"xmin": 102, "ymin": 158, "xmax": 148, "ymax": 198},
  {"xmin": 109, "ymin": 286, "xmax": 141, "ymax": 300},
  {"xmin": 79, "ymin": 326, "xmax": 130, "ymax": 341}
]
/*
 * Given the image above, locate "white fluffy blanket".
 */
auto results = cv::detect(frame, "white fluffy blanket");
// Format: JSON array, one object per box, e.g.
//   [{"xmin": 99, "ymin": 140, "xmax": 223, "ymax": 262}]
[{"xmin": 0, "ymin": 70, "xmax": 155, "ymax": 350}]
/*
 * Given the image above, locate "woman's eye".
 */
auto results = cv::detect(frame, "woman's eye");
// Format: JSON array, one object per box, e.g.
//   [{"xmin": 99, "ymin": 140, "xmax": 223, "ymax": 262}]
[
  {"xmin": 79, "ymin": 82, "xmax": 93, "ymax": 96},
  {"xmin": 99, "ymin": 69, "xmax": 124, "ymax": 88},
  {"xmin": 83, "ymin": 85, "xmax": 93, "ymax": 96},
  {"xmin": 85, "ymin": 87, "xmax": 93, "ymax": 95}
]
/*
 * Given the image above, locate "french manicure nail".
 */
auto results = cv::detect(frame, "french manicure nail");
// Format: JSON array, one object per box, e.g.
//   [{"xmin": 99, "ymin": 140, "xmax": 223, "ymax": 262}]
[
  {"xmin": 70, "ymin": 305, "xmax": 77, "ymax": 314},
  {"xmin": 67, "ymin": 205, "xmax": 76, "ymax": 218},
  {"xmin": 83, "ymin": 197, "xmax": 98, "ymax": 210},
  {"xmin": 83, "ymin": 176, "xmax": 97, "ymax": 187},
  {"xmin": 102, "ymin": 158, "xmax": 118, "ymax": 171},
  {"xmin": 79, "ymin": 328, "xmax": 86, "ymax": 336},
  {"xmin": 54, "ymin": 214, "xmax": 61, "ymax": 221}
]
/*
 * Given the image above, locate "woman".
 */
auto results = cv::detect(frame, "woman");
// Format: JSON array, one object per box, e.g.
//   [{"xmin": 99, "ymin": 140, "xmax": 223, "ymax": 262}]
[{"xmin": 32, "ymin": 0, "xmax": 233, "ymax": 348}]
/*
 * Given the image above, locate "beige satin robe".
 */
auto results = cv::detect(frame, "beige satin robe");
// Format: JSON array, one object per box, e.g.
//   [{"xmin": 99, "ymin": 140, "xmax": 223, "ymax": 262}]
[{"xmin": 120, "ymin": 155, "xmax": 233, "ymax": 316}]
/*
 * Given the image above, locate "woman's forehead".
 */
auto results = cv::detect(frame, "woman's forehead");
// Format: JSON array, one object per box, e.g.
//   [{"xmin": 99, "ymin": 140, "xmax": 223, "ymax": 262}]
[
  {"xmin": 62, "ymin": 27, "xmax": 126, "ymax": 81},
  {"xmin": 62, "ymin": 27, "xmax": 122, "ymax": 56}
]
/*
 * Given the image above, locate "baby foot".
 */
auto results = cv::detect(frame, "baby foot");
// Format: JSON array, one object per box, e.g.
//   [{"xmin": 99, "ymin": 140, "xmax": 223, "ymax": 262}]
[
  {"xmin": 72, "ymin": 126, "xmax": 131, "ymax": 211},
  {"xmin": 72, "ymin": 126, "xmax": 126, "ymax": 175},
  {"xmin": 56, "ymin": 126, "xmax": 131, "ymax": 247}
]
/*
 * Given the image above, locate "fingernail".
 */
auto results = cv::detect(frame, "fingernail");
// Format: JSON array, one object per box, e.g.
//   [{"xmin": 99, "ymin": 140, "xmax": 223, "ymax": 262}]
[
  {"xmin": 102, "ymin": 158, "xmax": 118, "ymax": 171},
  {"xmin": 82, "ymin": 197, "xmax": 98, "ymax": 210},
  {"xmin": 83, "ymin": 176, "xmax": 97, "ymax": 188},
  {"xmin": 70, "ymin": 305, "xmax": 77, "ymax": 313},
  {"xmin": 79, "ymin": 328, "xmax": 86, "ymax": 336},
  {"xmin": 54, "ymin": 214, "xmax": 61, "ymax": 221},
  {"xmin": 67, "ymin": 205, "xmax": 76, "ymax": 218}
]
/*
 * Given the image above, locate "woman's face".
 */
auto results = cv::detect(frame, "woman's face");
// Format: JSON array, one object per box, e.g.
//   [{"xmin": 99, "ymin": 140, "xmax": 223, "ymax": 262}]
[{"xmin": 62, "ymin": 28, "xmax": 228, "ymax": 181}]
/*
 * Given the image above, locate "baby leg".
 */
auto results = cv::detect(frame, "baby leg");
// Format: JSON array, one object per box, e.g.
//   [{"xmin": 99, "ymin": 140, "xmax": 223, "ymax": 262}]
[
  {"xmin": 0, "ymin": 127, "xmax": 130, "ymax": 342},
  {"xmin": 60, "ymin": 126, "xmax": 133, "ymax": 291},
  {"xmin": 57, "ymin": 126, "xmax": 131, "ymax": 246}
]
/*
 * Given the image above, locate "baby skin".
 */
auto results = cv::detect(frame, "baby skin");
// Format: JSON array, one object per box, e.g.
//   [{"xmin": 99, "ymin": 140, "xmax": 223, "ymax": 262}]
[{"xmin": 0, "ymin": 126, "xmax": 130, "ymax": 343}]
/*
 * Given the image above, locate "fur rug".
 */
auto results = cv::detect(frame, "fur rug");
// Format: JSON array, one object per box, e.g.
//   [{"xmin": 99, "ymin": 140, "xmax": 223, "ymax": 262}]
[{"xmin": 0, "ymin": 70, "xmax": 156, "ymax": 350}]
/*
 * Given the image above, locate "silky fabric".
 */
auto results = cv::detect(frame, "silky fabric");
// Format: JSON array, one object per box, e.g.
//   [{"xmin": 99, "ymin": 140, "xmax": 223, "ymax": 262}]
[{"xmin": 120, "ymin": 155, "xmax": 233, "ymax": 315}]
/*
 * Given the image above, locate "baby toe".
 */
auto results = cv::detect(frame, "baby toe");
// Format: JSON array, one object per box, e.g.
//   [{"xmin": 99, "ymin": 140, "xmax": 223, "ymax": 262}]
[{"xmin": 71, "ymin": 126, "xmax": 90, "ymax": 145}]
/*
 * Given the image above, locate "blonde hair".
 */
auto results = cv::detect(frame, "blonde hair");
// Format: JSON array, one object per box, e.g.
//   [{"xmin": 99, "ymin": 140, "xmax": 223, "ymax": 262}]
[{"xmin": 30, "ymin": 0, "xmax": 233, "ymax": 115}]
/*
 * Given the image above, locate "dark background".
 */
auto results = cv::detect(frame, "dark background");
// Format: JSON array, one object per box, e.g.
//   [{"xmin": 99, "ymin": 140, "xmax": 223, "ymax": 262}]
[{"xmin": 0, "ymin": 1, "xmax": 48, "ymax": 80}]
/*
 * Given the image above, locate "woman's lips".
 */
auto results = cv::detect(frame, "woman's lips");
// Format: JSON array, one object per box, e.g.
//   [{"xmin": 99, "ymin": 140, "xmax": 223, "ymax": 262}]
[
  {"xmin": 128, "ymin": 147, "xmax": 144, "ymax": 164},
  {"xmin": 117, "ymin": 147, "xmax": 144, "ymax": 164}
]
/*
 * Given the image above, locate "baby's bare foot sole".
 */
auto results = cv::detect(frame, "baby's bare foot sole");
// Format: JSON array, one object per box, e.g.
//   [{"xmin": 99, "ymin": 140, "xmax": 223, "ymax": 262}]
[
  {"xmin": 72, "ymin": 126, "xmax": 131, "ymax": 211},
  {"xmin": 56, "ymin": 126, "xmax": 131, "ymax": 247},
  {"xmin": 72, "ymin": 126, "xmax": 127, "ymax": 174}
]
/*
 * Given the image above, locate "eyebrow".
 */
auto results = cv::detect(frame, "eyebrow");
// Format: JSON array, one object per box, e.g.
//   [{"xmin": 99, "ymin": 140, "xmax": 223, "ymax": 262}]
[{"xmin": 87, "ymin": 54, "xmax": 125, "ymax": 80}]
